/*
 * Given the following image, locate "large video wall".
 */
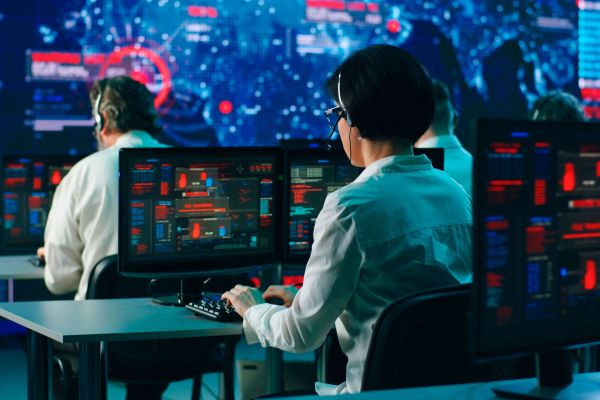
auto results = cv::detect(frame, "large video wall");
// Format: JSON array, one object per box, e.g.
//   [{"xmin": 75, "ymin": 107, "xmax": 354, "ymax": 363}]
[{"xmin": 0, "ymin": 0, "xmax": 596, "ymax": 154}]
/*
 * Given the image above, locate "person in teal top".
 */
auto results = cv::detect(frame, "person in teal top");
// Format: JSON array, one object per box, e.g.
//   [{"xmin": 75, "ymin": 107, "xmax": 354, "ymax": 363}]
[{"xmin": 415, "ymin": 79, "xmax": 473, "ymax": 196}]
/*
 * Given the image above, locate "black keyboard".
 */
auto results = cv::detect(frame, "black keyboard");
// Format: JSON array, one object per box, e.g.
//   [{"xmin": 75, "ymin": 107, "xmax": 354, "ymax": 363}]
[{"xmin": 186, "ymin": 293, "xmax": 241, "ymax": 322}]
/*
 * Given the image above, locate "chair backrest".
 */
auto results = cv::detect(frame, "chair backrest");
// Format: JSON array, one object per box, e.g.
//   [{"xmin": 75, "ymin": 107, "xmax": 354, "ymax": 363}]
[
  {"xmin": 85, "ymin": 255, "xmax": 228, "ymax": 383},
  {"xmin": 86, "ymin": 255, "xmax": 151, "ymax": 299},
  {"xmin": 361, "ymin": 284, "xmax": 475, "ymax": 391}
]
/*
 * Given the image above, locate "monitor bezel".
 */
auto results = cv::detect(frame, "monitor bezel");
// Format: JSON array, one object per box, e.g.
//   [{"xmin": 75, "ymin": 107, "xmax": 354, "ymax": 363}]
[
  {"xmin": 472, "ymin": 118, "xmax": 600, "ymax": 362},
  {"xmin": 118, "ymin": 146, "xmax": 284, "ymax": 278},
  {"xmin": 0, "ymin": 153, "xmax": 85, "ymax": 255}
]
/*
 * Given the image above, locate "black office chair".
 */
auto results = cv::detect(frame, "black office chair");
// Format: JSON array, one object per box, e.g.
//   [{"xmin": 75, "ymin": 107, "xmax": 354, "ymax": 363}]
[
  {"xmin": 53, "ymin": 255, "xmax": 237, "ymax": 400},
  {"xmin": 361, "ymin": 283, "xmax": 534, "ymax": 391},
  {"xmin": 315, "ymin": 330, "xmax": 347, "ymax": 385}
]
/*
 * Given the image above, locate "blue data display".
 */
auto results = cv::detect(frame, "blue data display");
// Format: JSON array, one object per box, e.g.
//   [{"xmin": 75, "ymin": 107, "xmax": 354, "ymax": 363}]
[{"xmin": 0, "ymin": 0, "xmax": 590, "ymax": 154}]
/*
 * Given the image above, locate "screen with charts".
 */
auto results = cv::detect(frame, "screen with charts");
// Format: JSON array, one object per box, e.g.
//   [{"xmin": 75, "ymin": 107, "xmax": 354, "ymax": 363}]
[
  {"xmin": 285, "ymin": 149, "xmax": 361, "ymax": 263},
  {"xmin": 284, "ymin": 148, "xmax": 443, "ymax": 264},
  {"xmin": 1, "ymin": 155, "xmax": 82, "ymax": 253},
  {"xmin": 474, "ymin": 119, "xmax": 600, "ymax": 358},
  {"xmin": 119, "ymin": 147, "xmax": 281, "ymax": 276}
]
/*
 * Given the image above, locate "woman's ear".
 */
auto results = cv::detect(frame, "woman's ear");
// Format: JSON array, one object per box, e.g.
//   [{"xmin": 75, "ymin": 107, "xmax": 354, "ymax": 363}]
[{"xmin": 354, "ymin": 127, "xmax": 363, "ymax": 140}]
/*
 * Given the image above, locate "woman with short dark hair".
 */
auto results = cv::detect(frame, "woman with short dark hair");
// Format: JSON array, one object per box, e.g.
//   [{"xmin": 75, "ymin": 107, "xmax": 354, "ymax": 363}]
[{"xmin": 223, "ymin": 45, "xmax": 473, "ymax": 396}]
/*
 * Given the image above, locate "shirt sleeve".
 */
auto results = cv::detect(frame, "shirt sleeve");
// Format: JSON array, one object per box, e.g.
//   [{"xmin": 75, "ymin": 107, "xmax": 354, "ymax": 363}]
[
  {"xmin": 243, "ymin": 193, "xmax": 362, "ymax": 353},
  {"xmin": 43, "ymin": 172, "xmax": 84, "ymax": 295}
]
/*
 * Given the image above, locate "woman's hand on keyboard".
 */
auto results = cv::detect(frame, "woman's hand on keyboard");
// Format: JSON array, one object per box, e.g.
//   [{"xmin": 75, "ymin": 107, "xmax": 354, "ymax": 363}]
[
  {"xmin": 262, "ymin": 285, "xmax": 298, "ymax": 308},
  {"xmin": 221, "ymin": 284, "xmax": 265, "ymax": 317}
]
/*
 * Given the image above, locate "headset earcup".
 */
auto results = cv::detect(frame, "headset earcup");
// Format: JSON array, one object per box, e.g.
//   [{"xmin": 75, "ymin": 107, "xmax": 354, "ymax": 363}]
[{"xmin": 94, "ymin": 90, "xmax": 104, "ymax": 132}]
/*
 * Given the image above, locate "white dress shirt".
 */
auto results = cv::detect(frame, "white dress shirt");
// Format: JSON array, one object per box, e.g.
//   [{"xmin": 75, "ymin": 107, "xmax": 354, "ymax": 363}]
[
  {"xmin": 44, "ymin": 131, "xmax": 167, "ymax": 300},
  {"xmin": 243, "ymin": 154, "xmax": 473, "ymax": 395},
  {"xmin": 417, "ymin": 134, "xmax": 473, "ymax": 196}
]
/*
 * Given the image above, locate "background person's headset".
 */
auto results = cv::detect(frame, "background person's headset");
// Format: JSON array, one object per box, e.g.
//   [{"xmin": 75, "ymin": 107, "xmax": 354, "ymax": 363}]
[{"xmin": 93, "ymin": 83, "xmax": 105, "ymax": 135}]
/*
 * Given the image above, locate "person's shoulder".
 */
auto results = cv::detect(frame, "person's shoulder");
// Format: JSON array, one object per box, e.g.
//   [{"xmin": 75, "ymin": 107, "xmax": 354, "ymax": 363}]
[
  {"xmin": 431, "ymin": 166, "xmax": 463, "ymax": 186},
  {"xmin": 448, "ymin": 136, "xmax": 473, "ymax": 159},
  {"xmin": 318, "ymin": 186, "xmax": 364, "ymax": 232},
  {"xmin": 457, "ymin": 146, "xmax": 473, "ymax": 161},
  {"xmin": 322, "ymin": 180, "xmax": 373, "ymax": 218},
  {"xmin": 68, "ymin": 149, "xmax": 119, "ymax": 178},
  {"xmin": 442, "ymin": 172, "xmax": 472, "ymax": 209}
]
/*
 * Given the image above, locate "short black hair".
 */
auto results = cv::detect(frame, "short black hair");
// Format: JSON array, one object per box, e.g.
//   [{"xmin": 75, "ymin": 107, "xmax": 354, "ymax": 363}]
[
  {"xmin": 430, "ymin": 79, "xmax": 454, "ymax": 133},
  {"xmin": 89, "ymin": 76, "xmax": 161, "ymax": 136},
  {"xmin": 326, "ymin": 45, "xmax": 434, "ymax": 143},
  {"xmin": 531, "ymin": 90, "xmax": 585, "ymax": 122}
]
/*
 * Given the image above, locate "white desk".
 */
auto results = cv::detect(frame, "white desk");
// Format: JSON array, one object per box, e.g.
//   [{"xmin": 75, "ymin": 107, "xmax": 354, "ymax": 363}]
[
  {"xmin": 273, "ymin": 373, "xmax": 600, "ymax": 399},
  {"xmin": 0, "ymin": 255, "xmax": 45, "ymax": 301},
  {"xmin": 0, "ymin": 297, "xmax": 242, "ymax": 400},
  {"xmin": 0, "ymin": 255, "xmax": 44, "ymax": 280}
]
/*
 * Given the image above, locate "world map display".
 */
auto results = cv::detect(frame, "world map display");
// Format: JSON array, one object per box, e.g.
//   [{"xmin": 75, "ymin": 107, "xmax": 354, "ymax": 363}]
[{"xmin": 0, "ymin": 0, "xmax": 597, "ymax": 154}]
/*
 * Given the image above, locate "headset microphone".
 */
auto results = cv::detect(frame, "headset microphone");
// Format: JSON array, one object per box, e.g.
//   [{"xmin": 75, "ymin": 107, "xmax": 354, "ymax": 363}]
[{"xmin": 325, "ymin": 127, "xmax": 336, "ymax": 151}]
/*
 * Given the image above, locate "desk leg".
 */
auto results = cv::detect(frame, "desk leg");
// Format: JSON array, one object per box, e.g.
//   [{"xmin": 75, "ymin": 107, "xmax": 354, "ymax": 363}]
[
  {"xmin": 266, "ymin": 347, "xmax": 283, "ymax": 394},
  {"xmin": 266, "ymin": 262, "xmax": 284, "ymax": 394},
  {"xmin": 79, "ymin": 342, "xmax": 103, "ymax": 400},
  {"xmin": 8, "ymin": 278, "xmax": 14, "ymax": 302},
  {"xmin": 27, "ymin": 330, "xmax": 51, "ymax": 400}
]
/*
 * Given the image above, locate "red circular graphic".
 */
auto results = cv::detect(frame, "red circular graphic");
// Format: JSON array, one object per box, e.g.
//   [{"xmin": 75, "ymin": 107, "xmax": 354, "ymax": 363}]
[
  {"xmin": 218, "ymin": 100, "xmax": 233, "ymax": 115},
  {"xmin": 98, "ymin": 46, "xmax": 172, "ymax": 110},
  {"xmin": 386, "ymin": 19, "xmax": 401, "ymax": 34},
  {"xmin": 129, "ymin": 70, "xmax": 150, "ymax": 85}
]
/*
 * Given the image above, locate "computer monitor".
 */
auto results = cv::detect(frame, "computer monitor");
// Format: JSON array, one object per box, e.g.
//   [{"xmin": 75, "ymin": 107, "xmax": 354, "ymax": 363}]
[
  {"xmin": 0, "ymin": 154, "xmax": 83, "ymax": 253},
  {"xmin": 118, "ymin": 147, "xmax": 282, "ymax": 279},
  {"xmin": 415, "ymin": 148, "xmax": 444, "ymax": 171},
  {"xmin": 473, "ymin": 119, "xmax": 600, "ymax": 398},
  {"xmin": 283, "ymin": 147, "xmax": 444, "ymax": 264}
]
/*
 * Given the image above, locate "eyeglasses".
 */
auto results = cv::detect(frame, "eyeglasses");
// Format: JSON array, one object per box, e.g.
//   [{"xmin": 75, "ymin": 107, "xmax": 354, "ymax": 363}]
[{"xmin": 323, "ymin": 106, "xmax": 346, "ymax": 150}]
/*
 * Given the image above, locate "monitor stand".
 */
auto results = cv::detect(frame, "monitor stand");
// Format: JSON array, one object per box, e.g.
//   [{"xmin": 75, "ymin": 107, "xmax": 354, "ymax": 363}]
[
  {"xmin": 493, "ymin": 350, "xmax": 600, "ymax": 400},
  {"xmin": 151, "ymin": 279, "xmax": 201, "ymax": 307},
  {"xmin": 151, "ymin": 293, "xmax": 187, "ymax": 306}
]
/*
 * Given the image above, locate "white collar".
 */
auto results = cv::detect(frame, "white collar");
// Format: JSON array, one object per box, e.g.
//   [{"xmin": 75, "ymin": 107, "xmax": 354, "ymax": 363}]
[
  {"xmin": 355, "ymin": 154, "xmax": 432, "ymax": 183},
  {"xmin": 419, "ymin": 134, "xmax": 463, "ymax": 149},
  {"xmin": 112, "ymin": 130, "xmax": 158, "ymax": 149}
]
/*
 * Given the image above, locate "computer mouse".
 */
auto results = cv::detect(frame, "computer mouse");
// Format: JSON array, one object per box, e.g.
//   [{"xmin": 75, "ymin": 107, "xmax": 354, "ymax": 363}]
[{"xmin": 29, "ymin": 256, "xmax": 45, "ymax": 267}]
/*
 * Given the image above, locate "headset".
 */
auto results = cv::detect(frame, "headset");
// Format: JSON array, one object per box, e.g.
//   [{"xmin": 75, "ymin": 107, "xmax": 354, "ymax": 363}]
[
  {"xmin": 338, "ymin": 72, "xmax": 355, "ymax": 163},
  {"xmin": 337, "ymin": 72, "xmax": 352, "ymax": 126},
  {"xmin": 324, "ymin": 72, "xmax": 353, "ymax": 151},
  {"xmin": 93, "ymin": 84, "xmax": 105, "ymax": 134}
]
